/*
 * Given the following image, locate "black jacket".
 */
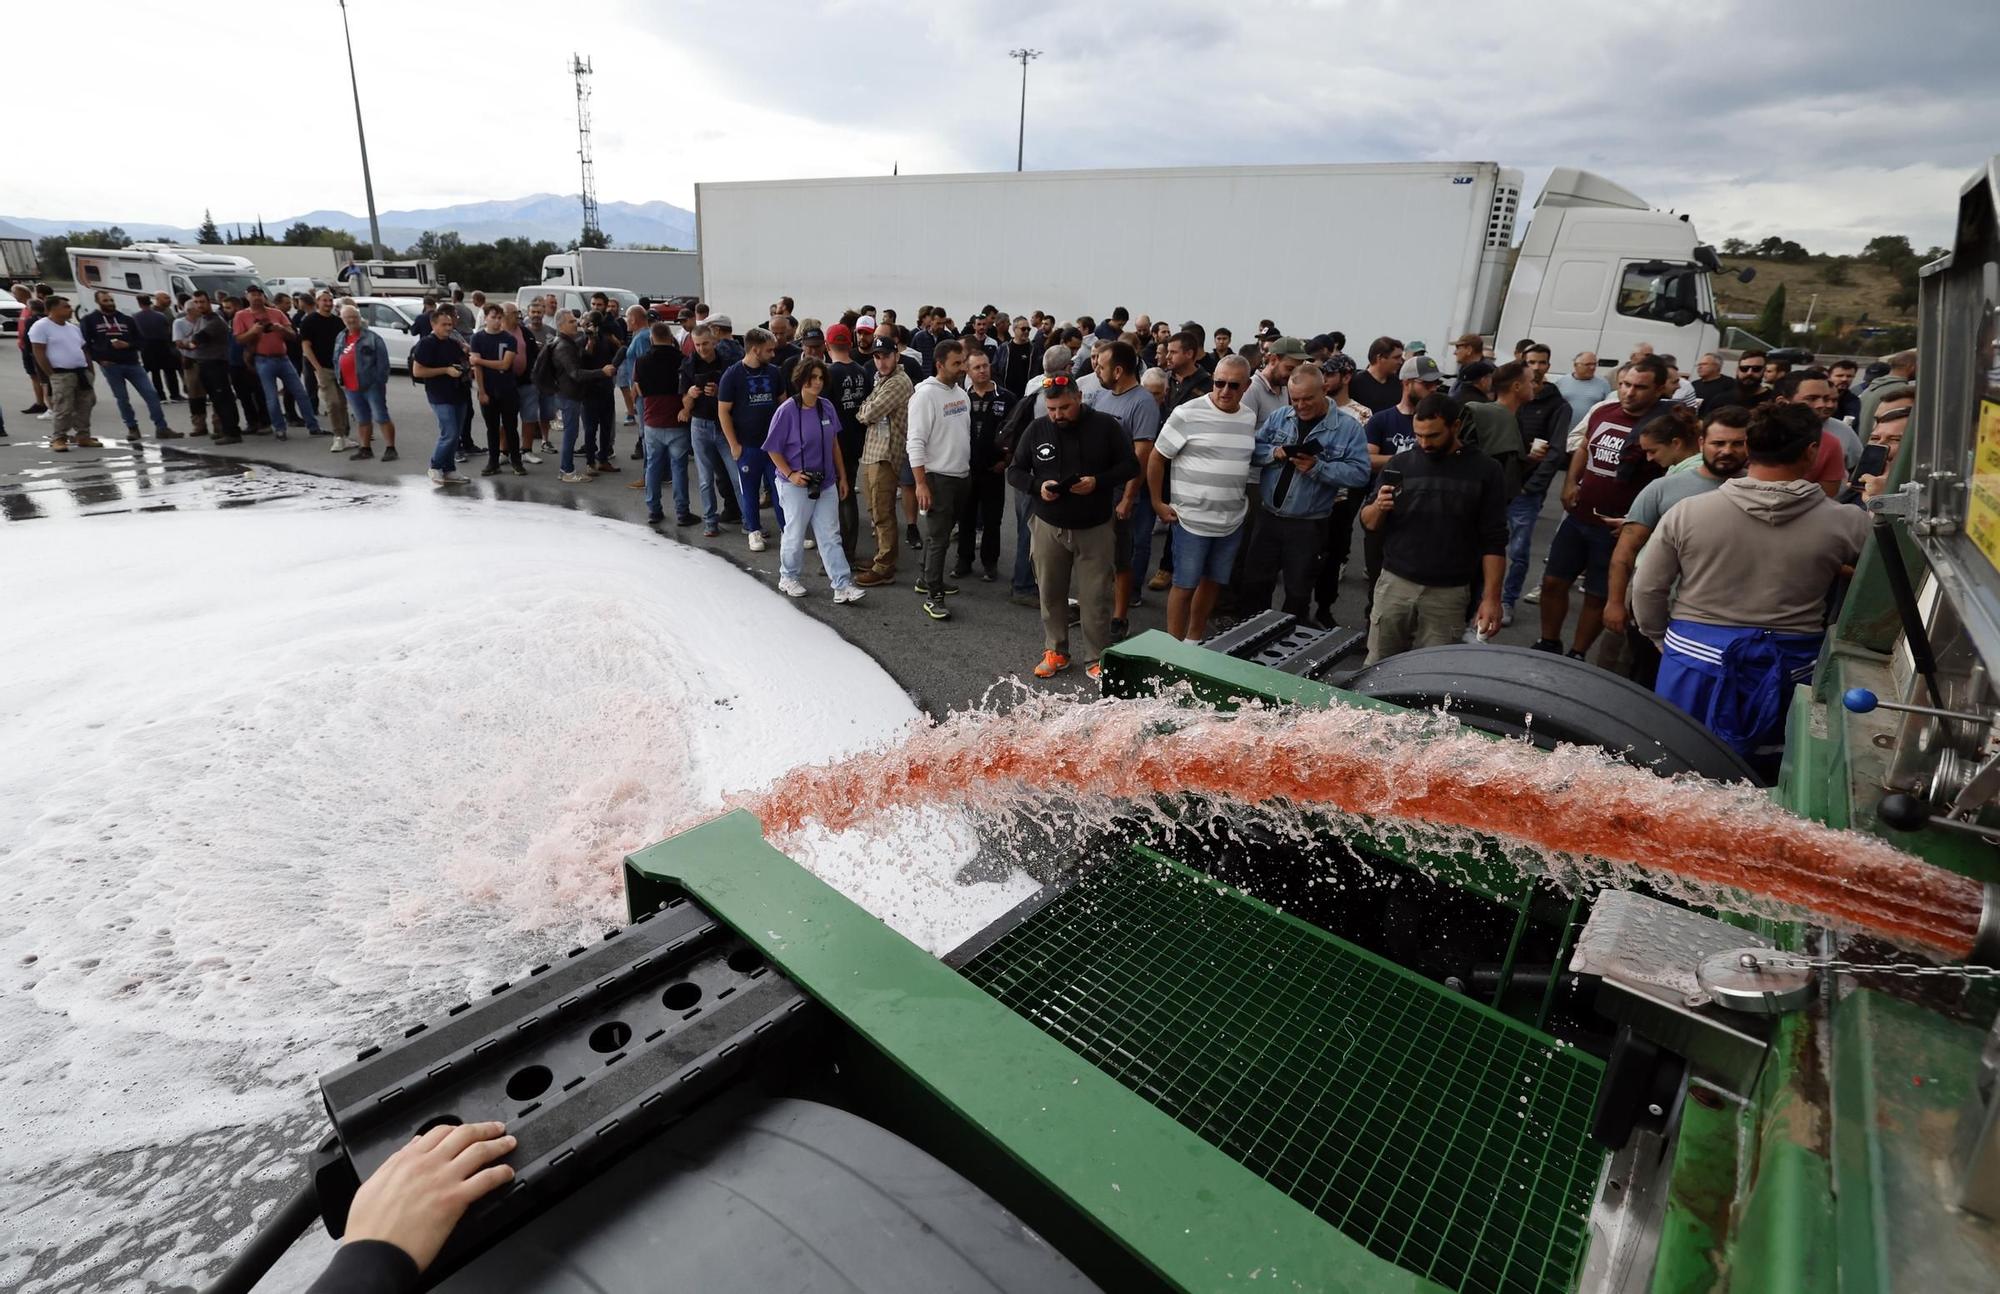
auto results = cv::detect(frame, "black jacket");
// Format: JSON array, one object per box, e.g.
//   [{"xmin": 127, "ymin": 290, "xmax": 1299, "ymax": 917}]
[
  {"xmin": 1516, "ymin": 380, "xmax": 1578, "ymax": 497},
  {"xmin": 1006, "ymin": 406, "xmax": 1138, "ymax": 530},
  {"xmin": 967, "ymin": 383, "xmax": 1020, "ymax": 471}
]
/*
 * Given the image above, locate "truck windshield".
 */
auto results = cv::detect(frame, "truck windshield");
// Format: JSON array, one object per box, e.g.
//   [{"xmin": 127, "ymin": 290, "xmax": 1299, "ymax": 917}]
[
  {"xmin": 190, "ymin": 273, "xmax": 261, "ymax": 300},
  {"xmin": 1615, "ymin": 262, "xmax": 1702, "ymax": 323}
]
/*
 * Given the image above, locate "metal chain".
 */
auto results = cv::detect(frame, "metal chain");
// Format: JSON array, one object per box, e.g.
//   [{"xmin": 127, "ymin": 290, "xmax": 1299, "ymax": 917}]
[{"xmin": 1749, "ymin": 953, "xmax": 2000, "ymax": 981}]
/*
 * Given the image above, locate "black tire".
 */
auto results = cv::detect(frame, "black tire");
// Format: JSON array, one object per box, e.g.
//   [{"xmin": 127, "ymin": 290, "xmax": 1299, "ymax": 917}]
[{"xmin": 1342, "ymin": 644, "xmax": 1760, "ymax": 783}]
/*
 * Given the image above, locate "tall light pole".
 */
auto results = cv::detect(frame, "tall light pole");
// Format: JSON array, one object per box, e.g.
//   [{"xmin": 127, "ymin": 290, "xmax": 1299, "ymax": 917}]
[
  {"xmin": 338, "ymin": 0, "xmax": 384, "ymax": 259},
  {"xmin": 1009, "ymin": 48, "xmax": 1041, "ymax": 172}
]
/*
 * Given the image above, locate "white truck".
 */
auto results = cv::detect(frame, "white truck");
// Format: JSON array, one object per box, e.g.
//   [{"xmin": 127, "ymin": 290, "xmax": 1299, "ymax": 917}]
[
  {"xmin": 542, "ymin": 249, "xmax": 700, "ymax": 301},
  {"xmin": 695, "ymin": 162, "xmax": 1752, "ymax": 365},
  {"xmin": 68, "ymin": 244, "xmax": 262, "ymax": 310}
]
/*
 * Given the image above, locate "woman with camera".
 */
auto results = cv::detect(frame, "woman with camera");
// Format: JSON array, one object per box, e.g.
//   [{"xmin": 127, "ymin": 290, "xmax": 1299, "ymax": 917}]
[{"xmin": 764, "ymin": 357, "xmax": 864, "ymax": 603}]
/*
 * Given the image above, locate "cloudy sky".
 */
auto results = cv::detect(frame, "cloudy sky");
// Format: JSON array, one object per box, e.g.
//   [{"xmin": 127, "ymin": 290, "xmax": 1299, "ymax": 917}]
[{"xmin": 10, "ymin": 0, "xmax": 1996, "ymax": 252}]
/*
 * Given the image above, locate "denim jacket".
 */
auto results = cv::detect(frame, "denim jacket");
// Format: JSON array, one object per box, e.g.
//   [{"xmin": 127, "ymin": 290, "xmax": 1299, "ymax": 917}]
[
  {"xmin": 1251, "ymin": 405, "xmax": 1371, "ymax": 519},
  {"xmin": 334, "ymin": 327, "xmax": 390, "ymax": 390}
]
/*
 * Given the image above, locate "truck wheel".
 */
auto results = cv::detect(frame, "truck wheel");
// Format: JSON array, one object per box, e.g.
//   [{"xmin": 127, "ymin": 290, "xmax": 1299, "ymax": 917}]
[{"xmin": 1341, "ymin": 644, "xmax": 1760, "ymax": 783}]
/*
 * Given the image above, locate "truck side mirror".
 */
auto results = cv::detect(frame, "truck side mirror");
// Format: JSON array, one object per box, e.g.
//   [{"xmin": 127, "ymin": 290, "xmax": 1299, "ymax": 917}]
[
  {"xmin": 1737, "ymin": 267, "xmax": 1757, "ymax": 284},
  {"xmin": 1664, "ymin": 306, "xmax": 1699, "ymax": 328}
]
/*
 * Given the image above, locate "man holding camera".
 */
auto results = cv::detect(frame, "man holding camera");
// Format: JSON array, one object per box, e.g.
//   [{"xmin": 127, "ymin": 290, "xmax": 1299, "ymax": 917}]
[
  {"xmin": 1007, "ymin": 375, "xmax": 1139, "ymax": 680},
  {"xmin": 232, "ymin": 283, "xmax": 321, "ymax": 439},
  {"xmin": 1360, "ymin": 393, "xmax": 1507, "ymax": 664},
  {"xmin": 1242, "ymin": 365, "xmax": 1371, "ymax": 621}
]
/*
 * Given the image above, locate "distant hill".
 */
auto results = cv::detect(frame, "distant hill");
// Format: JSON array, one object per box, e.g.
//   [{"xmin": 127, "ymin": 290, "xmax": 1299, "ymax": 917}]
[
  {"xmin": 1714, "ymin": 255, "xmax": 1911, "ymax": 340},
  {"xmin": 0, "ymin": 194, "xmax": 696, "ymax": 251}
]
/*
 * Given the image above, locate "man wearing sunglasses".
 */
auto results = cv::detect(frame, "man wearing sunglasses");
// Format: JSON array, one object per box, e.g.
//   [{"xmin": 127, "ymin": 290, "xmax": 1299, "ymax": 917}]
[{"xmin": 1147, "ymin": 355, "xmax": 1259, "ymax": 641}]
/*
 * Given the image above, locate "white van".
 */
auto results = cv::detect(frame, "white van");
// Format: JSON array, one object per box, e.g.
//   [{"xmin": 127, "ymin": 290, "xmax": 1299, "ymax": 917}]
[{"xmin": 513, "ymin": 285, "xmax": 640, "ymax": 320}]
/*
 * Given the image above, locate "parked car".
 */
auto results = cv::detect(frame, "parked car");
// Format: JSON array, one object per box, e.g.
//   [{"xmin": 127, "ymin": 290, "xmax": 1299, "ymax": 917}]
[
  {"xmin": 0, "ymin": 299, "xmax": 22, "ymax": 338},
  {"xmin": 343, "ymin": 296, "xmax": 423, "ymax": 372}
]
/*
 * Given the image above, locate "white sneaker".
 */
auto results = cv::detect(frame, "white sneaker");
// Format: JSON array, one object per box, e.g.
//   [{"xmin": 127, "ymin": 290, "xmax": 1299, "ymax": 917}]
[
  {"xmin": 804, "ymin": 537, "xmax": 817, "ymax": 550},
  {"xmin": 747, "ymin": 531, "xmax": 767, "ymax": 552},
  {"xmin": 328, "ymin": 437, "xmax": 348, "ymax": 453},
  {"xmin": 833, "ymin": 585, "xmax": 866, "ymax": 604},
  {"xmin": 434, "ymin": 471, "xmax": 470, "ymax": 486},
  {"xmin": 428, "ymin": 468, "xmax": 445, "ymax": 485},
  {"xmin": 37, "ymin": 409, "xmax": 53, "ymax": 420},
  {"xmin": 559, "ymin": 471, "xmax": 588, "ymax": 483},
  {"xmin": 523, "ymin": 452, "xmax": 543, "ymax": 464},
  {"xmin": 777, "ymin": 577, "xmax": 807, "ymax": 598}
]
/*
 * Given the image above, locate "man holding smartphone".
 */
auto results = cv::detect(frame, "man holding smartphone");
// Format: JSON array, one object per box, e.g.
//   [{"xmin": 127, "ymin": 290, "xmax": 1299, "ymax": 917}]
[
  {"xmin": 233, "ymin": 283, "xmax": 321, "ymax": 439},
  {"xmin": 1359, "ymin": 393, "xmax": 1507, "ymax": 664}
]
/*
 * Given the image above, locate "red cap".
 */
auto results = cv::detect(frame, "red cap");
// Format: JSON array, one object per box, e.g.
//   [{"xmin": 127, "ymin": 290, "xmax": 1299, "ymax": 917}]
[{"xmin": 825, "ymin": 323, "xmax": 853, "ymax": 346}]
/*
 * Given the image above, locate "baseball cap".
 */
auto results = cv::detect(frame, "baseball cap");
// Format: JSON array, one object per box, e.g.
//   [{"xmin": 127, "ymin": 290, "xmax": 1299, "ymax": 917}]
[
  {"xmin": 802, "ymin": 327, "xmax": 825, "ymax": 344},
  {"xmin": 1399, "ymin": 355, "xmax": 1443, "ymax": 383},
  {"xmin": 1459, "ymin": 358, "xmax": 1497, "ymax": 384},
  {"xmin": 709, "ymin": 313, "xmax": 733, "ymax": 331},
  {"xmin": 1321, "ymin": 353, "xmax": 1357, "ymax": 377},
  {"xmin": 1257, "ymin": 324, "xmax": 1282, "ymax": 340},
  {"xmin": 1407, "ymin": 339, "xmax": 1428, "ymax": 355},
  {"xmin": 825, "ymin": 323, "xmax": 852, "ymax": 346},
  {"xmin": 1452, "ymin": 332, "xmax": 1482, "ymax": 348},
  {"xmin": 1266, "ymin": 336, "xmax": 1308, "ymax": 360},
  {"xmin": 856, "ymin": 314, "xmax": 877, "ymax": 331}
]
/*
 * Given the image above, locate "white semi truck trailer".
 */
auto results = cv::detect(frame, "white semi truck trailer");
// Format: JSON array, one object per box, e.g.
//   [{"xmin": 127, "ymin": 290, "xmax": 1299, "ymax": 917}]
[{"xmin": 696, "ymin": 162, "xmax": 1748, "ymax": 364}]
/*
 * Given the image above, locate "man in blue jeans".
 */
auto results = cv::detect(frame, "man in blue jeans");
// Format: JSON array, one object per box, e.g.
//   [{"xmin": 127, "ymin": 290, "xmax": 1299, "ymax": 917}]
[
  {"xmin": 716, "ymin": 326, "xmax": 788, "ymax": 553},
  {"xmin": 634, "ymin": 321, "xmax": 694, "ymax": 524},
  {"xmin": 409, "ymin": 307, "xmax": 472, "ymax": 487},
  {"xmin": 81, "ymin": 290, "xmax": 175, "ymax": 441},
  {"xmin": 232, "ymin": 283, "xmax": 320, "ymax": 439},
  {"xmin": 680, "ymin": 324, "xmax": 738, "ymax": 537}
]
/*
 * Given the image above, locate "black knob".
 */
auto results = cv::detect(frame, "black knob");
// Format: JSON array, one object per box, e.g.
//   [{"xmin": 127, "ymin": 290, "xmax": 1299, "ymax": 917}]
[{"xmin": 1877, "ymin": 792, "xmax": 1933, "ymax": 832}]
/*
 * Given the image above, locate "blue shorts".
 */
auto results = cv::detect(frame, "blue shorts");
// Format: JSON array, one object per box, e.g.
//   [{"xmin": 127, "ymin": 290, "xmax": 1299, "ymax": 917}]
[
  {"xmin": 899, "ymin": 459, "xmax": 915, "ymax": 487},
  {"xmin": 1170, "ymin": 523, "xmax": 1243, "ymax": 589},
  {"xmin": 342, "ymin": 383, "xmax": 390, "ymax": 425},
  {"xmin": 517, "ymin": 384, "xmax": 546, "ymax": 423},
  {"xmin": 1543, "ymin": 514, "xmax": 1616, "ymax": 598}
]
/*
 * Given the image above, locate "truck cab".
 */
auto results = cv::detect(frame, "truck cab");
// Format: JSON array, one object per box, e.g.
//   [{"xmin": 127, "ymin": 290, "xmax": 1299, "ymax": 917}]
[
  {"xmin": 1495, "ymin": 168, "xmax": 1736, "ymax": 364},
  {"xmin": 541, "ymin": 253, "xmax": 582, "ymax": 286}
]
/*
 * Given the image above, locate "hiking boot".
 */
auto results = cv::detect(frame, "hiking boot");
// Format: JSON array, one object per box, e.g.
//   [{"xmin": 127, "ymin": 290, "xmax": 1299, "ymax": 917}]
[
  {"xmin": 156, "ymin": 428, "xmax": 184, "ymax": 439},
  {"xmin": 597, "ymin": 460, "xmax": 621, "ymax": 474},
  {"xmin": 380, "ymin": 446, "xmax": 399, "ymax": 462},
  {"xmin": 212, "ymin": 434, "xmax": 243, "ymax": 445},
  {"xmin": 854, "ymin": 568, "xmax": 895, "ymax": 587},
  {"xmin": 1147, "ymin": 569, "xmax": 1172, "ymax": 591},
  {"xmin": 74, "ymin": 435, "xmax": 105, "ymax": 448},
  {"xmin": 922, "ymin": 599, "xmax": 952, "ymax": 621},
  {"xmin": 125, "ymin": 428, "xmax": 143, "ymax": 442},
  {"xmin": 50, "ymin": 435, "xmax": 70, "ymax": 452},
  {"xmin": 1032, "ymin": 650, "xmax": 1071, "ymax": 679}
]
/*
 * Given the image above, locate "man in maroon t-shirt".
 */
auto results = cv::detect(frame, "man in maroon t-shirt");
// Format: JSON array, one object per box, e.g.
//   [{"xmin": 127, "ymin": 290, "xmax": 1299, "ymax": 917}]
[{"xmin": 1533, "ymin": 355, "xmax": 1670, "ymax": 659}]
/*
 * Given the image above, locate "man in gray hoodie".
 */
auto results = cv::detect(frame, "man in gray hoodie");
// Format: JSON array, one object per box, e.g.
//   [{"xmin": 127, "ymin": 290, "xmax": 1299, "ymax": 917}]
[{"xmin": 1633, "ymin": 402, "xmax": 1867, "ymax": 774}]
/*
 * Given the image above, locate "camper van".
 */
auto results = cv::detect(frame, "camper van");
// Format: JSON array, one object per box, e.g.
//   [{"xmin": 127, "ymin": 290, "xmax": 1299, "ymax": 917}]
[
  {"xmin": 340, "ymin": 259, "xmax": 440, "ymax": 298},
  {"xmin": 68, "ymin": 244, "xmax": 262, "ymax": 310}
]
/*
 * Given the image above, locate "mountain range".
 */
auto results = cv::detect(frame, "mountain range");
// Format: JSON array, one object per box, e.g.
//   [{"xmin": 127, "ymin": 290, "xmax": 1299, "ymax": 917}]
[{"xmin": 0, "ymin": 194, "xmax": 697, "ymax": 252}]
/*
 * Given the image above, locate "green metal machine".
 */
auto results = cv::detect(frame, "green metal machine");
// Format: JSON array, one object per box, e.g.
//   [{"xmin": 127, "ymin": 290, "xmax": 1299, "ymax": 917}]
[{"xmin": 616, "ymin": 161, "xmax": 2000, "ymax": 1293}]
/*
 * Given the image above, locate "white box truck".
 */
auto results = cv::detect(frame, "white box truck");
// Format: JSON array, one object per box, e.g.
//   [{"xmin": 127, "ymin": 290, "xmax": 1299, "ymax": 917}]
[
  {"xmin": 542, "ymin": 249, "xmax": 700, "ymax": 300},
  {"xmin": 696, "ymin": 163, "xmax": 1749, "ymax": 365},
  {"xmin": 198, "ymin": 243, "xmax": 354, "ymax": 284}
]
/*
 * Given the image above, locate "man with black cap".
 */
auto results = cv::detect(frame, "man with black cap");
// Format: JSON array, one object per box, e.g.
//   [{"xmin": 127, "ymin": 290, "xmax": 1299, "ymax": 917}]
[
  {"xmin": 1245, "ymin": 338, "xmax": 1306, "ymax": 427},
  {"xmin": 1354, "ymin": 354, "xmax": 1445, "ymax": 617}
]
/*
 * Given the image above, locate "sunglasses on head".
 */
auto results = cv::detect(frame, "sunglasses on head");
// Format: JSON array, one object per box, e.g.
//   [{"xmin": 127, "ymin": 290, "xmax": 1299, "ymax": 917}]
[{"xmin": 1875, "ymin": 406, "xmax": 1912, "ymax": 424}]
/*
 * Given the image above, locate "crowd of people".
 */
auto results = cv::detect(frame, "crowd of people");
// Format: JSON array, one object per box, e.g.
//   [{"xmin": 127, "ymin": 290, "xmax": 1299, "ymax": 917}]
[{"xmin": 11, "ymin": 275, "xmax": 1918, "ymax": 763}]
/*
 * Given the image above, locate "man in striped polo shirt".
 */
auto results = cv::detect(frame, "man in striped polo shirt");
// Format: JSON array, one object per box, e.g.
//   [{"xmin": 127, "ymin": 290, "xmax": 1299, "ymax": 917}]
[{"xmin": 1147, "ymin": 354, "xmax": 1258, "ymax": 640}]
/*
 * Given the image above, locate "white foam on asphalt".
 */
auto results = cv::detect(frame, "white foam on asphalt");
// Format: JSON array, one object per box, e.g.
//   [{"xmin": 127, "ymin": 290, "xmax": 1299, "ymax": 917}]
[{"xmin": 0, "ymin": 493, "xmax": 1033, "ymax": 1290}]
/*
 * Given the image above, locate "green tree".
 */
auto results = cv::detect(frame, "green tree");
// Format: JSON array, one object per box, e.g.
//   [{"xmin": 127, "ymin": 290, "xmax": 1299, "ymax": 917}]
[
  {"xmin": 1721, "ymin": 236, "xmax": 1749, "ymax": 255},
  {"xmin": 1821, "ymin": 258, "xmax": 1851, "ymax": 286},
  {"xmin": 196, "ymin": 209, "xmax": 222, "ymax": 244},
  {"xmin": 572, "ymin": 226, "xmax": 610, "ymax": 250},
  {"xmin": 281, "ymin": 221, "xmax": 363, "ymax": 252},
  {"xmin": 36, "ymin": 226, "xmax": 132, "ymax": 278},
  {"xmin": 1861, "ymin": 234, "xmax": 1915, "ymax": 267},
  {"xmin": 1751, "ymin": 283, "xmax": 1789, "ymax": 344},
  {"xmin": 435, "ymin": 237, "xmax": 562, "ymax": 292}
]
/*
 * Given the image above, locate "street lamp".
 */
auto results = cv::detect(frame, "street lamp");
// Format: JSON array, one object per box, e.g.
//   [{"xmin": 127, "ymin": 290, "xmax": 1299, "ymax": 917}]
[
  {"xmin": 1009, "ymin": 48, "xmax": 1041, "ymax": 173},
  {"xmin": 339, "ymin": 0, "xmax": 385, "ymax": 259}
]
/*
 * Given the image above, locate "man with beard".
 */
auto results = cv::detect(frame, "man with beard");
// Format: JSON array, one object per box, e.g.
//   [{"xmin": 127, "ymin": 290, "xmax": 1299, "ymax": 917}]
[
  {"xmin": 1601, "ymin": 405, "xmax": 1750, "ymax": 685},
  {"xmin": 1359, "ymin": 393, "xmax": 1507, "ymax": 662}
]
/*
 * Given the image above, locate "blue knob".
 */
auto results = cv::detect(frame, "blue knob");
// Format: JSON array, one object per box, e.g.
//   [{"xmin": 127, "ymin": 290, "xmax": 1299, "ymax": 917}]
[{"xmin": 1843, "ymin": 688, "xmax": 1879, "ymax": 714}]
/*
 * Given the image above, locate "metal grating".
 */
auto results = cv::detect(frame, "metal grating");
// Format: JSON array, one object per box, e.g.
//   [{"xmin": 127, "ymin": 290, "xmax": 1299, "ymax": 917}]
[{"xmin": 961, "ymin": 849, "xmax": 1605, "ymax": 1294}]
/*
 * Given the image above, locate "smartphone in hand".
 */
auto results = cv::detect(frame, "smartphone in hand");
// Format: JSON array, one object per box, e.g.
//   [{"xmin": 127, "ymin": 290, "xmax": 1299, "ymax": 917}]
[{"xmin": 1381, "ymin": 468, "xmax": 1403, "ymax": 492}]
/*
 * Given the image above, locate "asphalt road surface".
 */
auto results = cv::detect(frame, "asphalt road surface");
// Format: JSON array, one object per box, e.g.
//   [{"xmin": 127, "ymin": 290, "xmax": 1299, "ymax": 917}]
[{"xmin": 0, "ymin": 359, "xmax": 1573, "ymax": 716}]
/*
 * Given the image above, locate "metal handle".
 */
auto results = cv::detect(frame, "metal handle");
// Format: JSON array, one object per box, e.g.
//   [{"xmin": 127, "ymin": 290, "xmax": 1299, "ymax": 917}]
[{"xmin": 1841, "ymin": 688, "xmax": 1988, "ymax": 725}]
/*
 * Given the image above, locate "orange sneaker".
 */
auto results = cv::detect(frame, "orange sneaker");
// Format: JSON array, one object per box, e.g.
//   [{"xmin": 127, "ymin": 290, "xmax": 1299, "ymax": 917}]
[
  {"xmin": 1086, "ymin": 662, "xmax": 1102, "ymax": 681},
  {"xmin": 1032, "ymin": 650, "xmax": 1071, "ymax": 679}
]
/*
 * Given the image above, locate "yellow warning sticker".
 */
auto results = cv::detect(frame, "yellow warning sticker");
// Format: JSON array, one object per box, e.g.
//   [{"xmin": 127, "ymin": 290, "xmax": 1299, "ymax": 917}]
[{"xmin": 1966, "ymin": 400, "xmax": 2000, "ymax": 574}]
